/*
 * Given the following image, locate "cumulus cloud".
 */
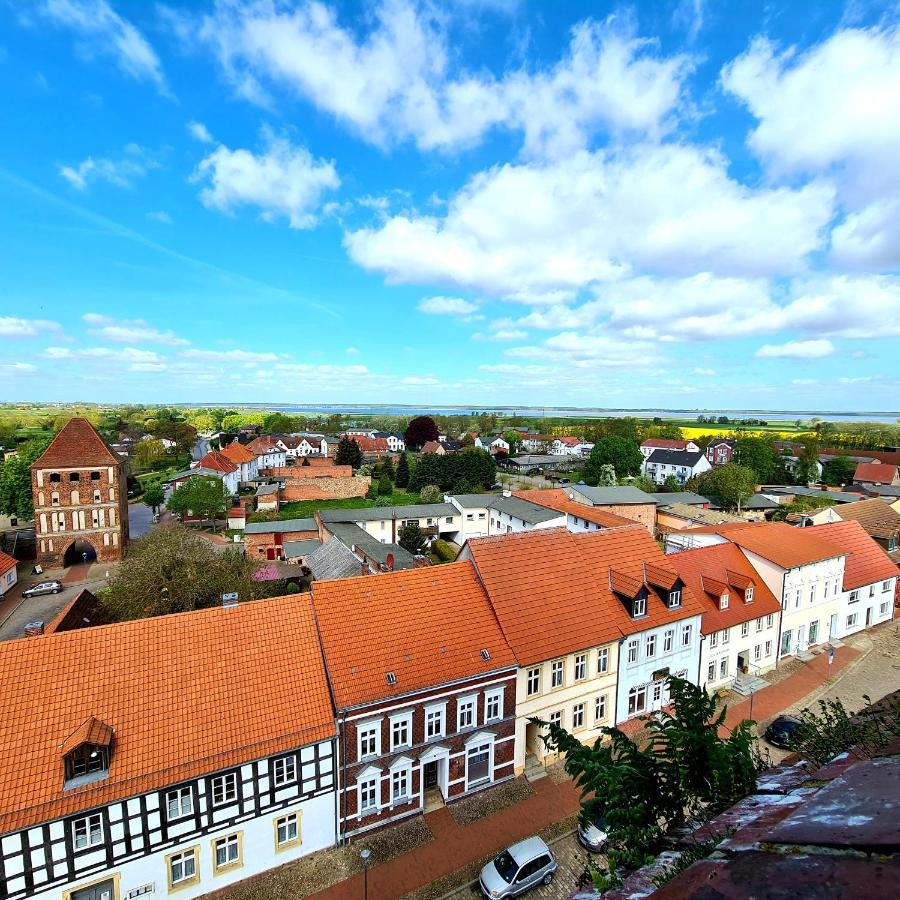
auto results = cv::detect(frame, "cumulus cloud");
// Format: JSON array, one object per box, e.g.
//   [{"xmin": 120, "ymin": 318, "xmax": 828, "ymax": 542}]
[
  {"xmin": 0, "ymin": 317, "xmax": 61, "ymax": 338},
  {"xmin": 755, "ymin": 339, "xmax": 835, "ymax": 359},
  {"xmin": 0, "ymin": 362, "xmax": 37, "ymax": 374},
  {"xmin": 32, "ymin": 0, "xmax": 167, "ymax": 92},
  {"xmin": 82, "ymin": 313, "xmax": 188, "ymax": 346},
  {"xmin": 187, "ymin": 120, "xmax": 214, "ymax": 143},
  {"xmin": 43, "ymin": 345, "xmax": 164, "ymax": 371},
  {"xmin": 192, "ymin": 132, "xmax": 340, "ymax": 229},
  {"xmin": 418, "ymin": 296, "xmax": 480, "ymax": 316},
  {"xmin": 179, "ymin": 1, "xmax": 692, "ymax": 157},
  {"xmin": 59, "ymin": 143, "xmax": 159, "ymax": 191}
]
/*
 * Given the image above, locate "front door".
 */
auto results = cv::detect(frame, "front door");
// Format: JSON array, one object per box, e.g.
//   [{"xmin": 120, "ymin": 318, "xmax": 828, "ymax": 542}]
[
  {"xmin": 808, "ymin": 620, "xmax": 819, "ymax": 645},
  {"xmin": 423, "ymin": 760, "xmax": 438, "ymax": 790},
  {"xmin": 797, "ymin": 625, "xmax": 806, "ymax": 653},
  {"xmin": 737, "ymin": 651, "xmax": 748, "ymax": 673},
  {"xmin": 71, "ymin": 881, "xmax": 115, "ymax": 900},
  {"xmin": 866, "ymin": 607, "xmax": 873, "ymax": 627},
  {"xmin": 829, "ymin": 614, "xmax": 838, "ymax": 639},
  {"xmin": 266, "ymin": 547, "xmax": 276, "ymax": 561}
]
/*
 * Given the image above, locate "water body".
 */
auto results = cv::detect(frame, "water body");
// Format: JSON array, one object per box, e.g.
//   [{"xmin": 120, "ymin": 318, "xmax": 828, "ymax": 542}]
[{"xmin": 181, "ymin": 403, "xmax": 900, "ymax": 424}]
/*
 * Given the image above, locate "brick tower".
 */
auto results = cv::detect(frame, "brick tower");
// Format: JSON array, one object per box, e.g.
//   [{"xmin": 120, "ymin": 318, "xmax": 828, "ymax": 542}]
[{"xmin": 31, "ymin": 418, "xmax": 129, "ymax": 568}]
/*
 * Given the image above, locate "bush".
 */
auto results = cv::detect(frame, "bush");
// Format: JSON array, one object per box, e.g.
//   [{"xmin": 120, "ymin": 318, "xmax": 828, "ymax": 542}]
[
  {"xmin": 419, "ymin": 484, "xmax": 442, "ymax": 503},
  {"xmin": 373, "ymin": 496, "xmax": 395, "ymax": 507},
  {"xmin": 431, "ymin": 539, "xmax": 457, "ymax": 562},
  {"xmin": 378, "ymin": 474, "xmax": 393, "ymax": 496}
]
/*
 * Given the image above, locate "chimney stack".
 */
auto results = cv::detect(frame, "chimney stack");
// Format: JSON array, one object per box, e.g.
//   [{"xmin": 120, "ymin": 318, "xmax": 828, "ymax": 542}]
[{"xmin": 25, "ymin": 621, "xmax": 44, "ymax": 637}]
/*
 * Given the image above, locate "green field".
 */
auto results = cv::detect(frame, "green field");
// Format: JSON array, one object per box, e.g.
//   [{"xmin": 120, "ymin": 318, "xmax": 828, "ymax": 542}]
[{"xmin": 272, "ymin": 490, "xmax": 424, "ymax": 521}]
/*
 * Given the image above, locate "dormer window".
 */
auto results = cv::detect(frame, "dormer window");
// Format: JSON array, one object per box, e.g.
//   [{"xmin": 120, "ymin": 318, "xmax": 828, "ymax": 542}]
[
  {"xmin": 668, "ymin": 589, "xmax": 682, "ymax": 609},
  {"xmin": 633, "ymin": 595, "xmax": 647, "ymax": 618},
  {"xmin": 719, "ymin": 592, "xmax": 730, "ymax": 610},
  {"xmin": 745, "ymin": 586, "xmax": 754, "ymax": 602},
  {"xmin": 61, "ymin": 716, "xmax": 113, "ymax": 788}
]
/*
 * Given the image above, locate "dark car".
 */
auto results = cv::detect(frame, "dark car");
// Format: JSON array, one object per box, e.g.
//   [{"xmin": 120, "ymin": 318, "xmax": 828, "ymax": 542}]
[
  {"xmin": 764, "ymin": 715, "xmax": 804, "ymax": 749},
  {"xmin": 558, "ymin": 477, "xmax": 571, "ymax": 484}
]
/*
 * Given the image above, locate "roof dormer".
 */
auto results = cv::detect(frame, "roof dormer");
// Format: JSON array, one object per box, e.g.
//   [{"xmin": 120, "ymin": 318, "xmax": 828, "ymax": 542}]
[
  {"xmin": 643, "ymin": 562, "xmax": 683, "ymax": 609},
  {"xmin": 700, "ymin": 574, "xmax": 730, "ymax": 610},
  {"xmin": 725, "ymin": 569, "xmax": 754, "ymax": 603},
  {"xmin": 61, "ymin": 716, "xmax": 113, "ymax": 788},
  {"xmin": 608, "ymin": 568, "xmax": 649, "ymax": 620}
]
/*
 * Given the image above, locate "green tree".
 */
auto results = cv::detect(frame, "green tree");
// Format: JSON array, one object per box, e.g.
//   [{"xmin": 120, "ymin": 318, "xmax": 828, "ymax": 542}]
[
  {"xmin": 734, "ymin": 437, "xmax": 776, "ymax": 483},
  {"xmin": 822, "ymin": 455, "xmax": 856, "ymax": 486},
  {"xmin": 663, "ymin": 474, "xmax": 681, "ymax": 492},
  {"xmin": 335, "ymin": 437, "xmax": 363, "ymax": 468},
  {"xmin": 408, "ymin": 448, "xmax": 496, "ymax": 492},
  {"xmin": 380, "ymin": 455, "xmax": 395, "ymax": 480},
  {"xmin": 502, "ymin": 430, "xmax": 523, "ymax": 449},
  {"xmin": 596, "ymin": 463, "xmax": 618, "ymax": 486},
  {"xmin": 378, "ymin": 473, "xmax": 393, "ymax": 496},
  {"xmin": 142, "ymin": 482, "xmax": 165, "ymax": 514},
  {"xmin": 633, "ymin": 474, "xmax": 656, "ymax": 493},
  {"xmin": 419, "ymin": 484, "xmax": 442, "ymax": 503},
  {"xmin": 0, "ymin": 437, "xmax": 51, "ymax": 520},
  {"xmin": 584, "ymin": 436, "xmax": 642, "ymax": 482},
  {"xmin": 166, "ymin": 476, "xmax": 228, "ymax": 526},
  {"xmin": 794, "ymin": 438, "xmax": 821, "ymax": 485},
  {"xmin": 101, "ymin": 525, "xmax": 270, "ymax": 620},
  {"xmin": 395, "ymin": 453, "xmax": 410, "ymax": 488},
  {"xmin": 133, "ymin": 438, "xmax": 167, "ymax": 470},
  {"xmin": 397, "ymin": 522, "xmax": 427, "ymax": 554},
  {"xmin": 696, "ymin": 464, "xmax": 757, "ymax": 511}
]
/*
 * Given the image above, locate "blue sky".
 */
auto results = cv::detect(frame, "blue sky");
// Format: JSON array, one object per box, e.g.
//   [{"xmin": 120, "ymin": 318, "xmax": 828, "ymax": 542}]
[{"xmin": 1, "ymin": 0, "xmax": 899, "ymax": 410}]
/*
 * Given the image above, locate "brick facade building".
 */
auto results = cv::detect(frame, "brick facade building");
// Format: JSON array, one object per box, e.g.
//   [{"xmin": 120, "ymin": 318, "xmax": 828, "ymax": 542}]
[{"xmin": 31, "ymin": 418, "xmax": 129, "ymax": 568}]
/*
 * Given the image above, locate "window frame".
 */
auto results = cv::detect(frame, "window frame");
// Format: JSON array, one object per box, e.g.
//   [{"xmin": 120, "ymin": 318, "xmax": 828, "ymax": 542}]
[
  {"xmin": 550, "ymin": 659, "xmax": 565, "ymax": 689},
  {"xmin": 167, "ymin": 846, "xmax": 200, "ymax": 891},
  {"xmin": 71, "ymin": 813, "xmax": 104, "ymax": 851},
  {"xmin": 627, "ymin": 639, "xmax": 638, "ymax": 664},
  {"xmin": 526, "ymin": 666, "xmax": 541, "ymax": 696},
  {"xmin": 594, "ymin": 694, "xmax": 607, "ymax": 723},
  {"xmin": 358, "ymin": 773, "xmax": 379, "ymax": 815},
  {"xmin": 596, "ymin": 647, "xmax": 609, "ymax": 674},
  {"xmin": 274, "ymin": 812, "xmax": 301, "ymax": 850},
  {"xmin": 484, "ymin": 689, "xmax": 504, "ymax": 724},
  {"xmin": 663, "ymin": 629, "xmax": 673, "ymax": 653},
  {"xmin": 571, "ymin": 702, "xmax": 585, "ymax": 731},
  {"xmin": 212, "ymin": 832, "xmax": 243, "ymax": 874},
  {"xmin": 425, "ymin": 703, "xmax": 446, "ymax": 740},
  {"xmin": 681, "ymin": 624, "xmax": 693, "ymax": 647},
  {"xmin": 358, "ymin": 720, "xmax": 381, "ymax": 759},
  {"xmin": 645, "ymin": 634, "xmax": 656, "ymax": 658},
  {"xmin": 166, "ymin": 785, "xmax": 193, "ymax": 821},
  {"xmin": 573, "ymin": 653, "xmax": 587, "ymax": 681},
  {"xmin": 457, "ymin": 695, "xmax": 477, "ymax": 731},
  {"xmin": 272, "ymin": 754, "xmax": 297, "ymax": 787},
  {"xmin": 390, "ymin": 712, "xmax": 413, "ymax": 750},
  {"xmin": 211, "ymin": 771, "xmax": 238, "ymax": 807}
]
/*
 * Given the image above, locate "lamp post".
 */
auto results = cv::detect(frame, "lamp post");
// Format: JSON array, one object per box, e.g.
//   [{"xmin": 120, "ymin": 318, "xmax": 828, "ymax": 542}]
[{"xmin": 360, "ymin": 848, "xmax": 371, "ymax": 900}]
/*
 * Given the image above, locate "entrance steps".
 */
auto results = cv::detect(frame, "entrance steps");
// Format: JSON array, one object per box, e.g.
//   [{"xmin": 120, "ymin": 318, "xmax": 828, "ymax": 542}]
[
  {"xmin": 524, "ymin": 754, "xmax": 547, "ymax": 782},
  {"xmin": 732, "ymin": 672, "xmax": 769, "ymax": 696},
  {"xmin": 423, "ymin": 787, "xmax": 445, "ymax": 813}
]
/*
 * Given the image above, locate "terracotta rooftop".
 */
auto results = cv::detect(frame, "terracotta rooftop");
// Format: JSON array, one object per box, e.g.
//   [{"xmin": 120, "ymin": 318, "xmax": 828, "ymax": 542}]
[
  {"xmin": 197, "ymin": 450, "xmax": 238, "ymax": 474},
  {"xmin": 835, "ymin": 498, "xmax": 900, "ymax": 540},
  {"xmin": 511, "ymin": 489, "xmax": 635, "ymax": 529},
  {"xmin": 220, "ymin": 441, "xmax": 255, "ymax": 465},
  {"xmin": 666, "ymin": 542, "xmax": 782, "ymax": 634},
  {"xmin": 465, "ymin": 527, "xmax": 704, "ymax": 666},
  {"xmin": 246, "ymin": 435, "xmax": 280, "ymax": 455},
  {"xmin": 0, "ymin": 552, "xmax": 16, "ymax": 579},
  {"xmin": 0, "ymin": 594, "xmax": 334, "ymax": 834},
  {"xmin": 641, "ymin": 438, "xmax": 693, "ymax": 450},
  {"xmin": 31, "ymin": 418, "xmax": 120, "ymax": 469},
  {"xmin": 311, "ymin": 562, "xmax": 515, "ymax": 710},
  {"xmin": 854, "ymin": 461, "xmax": 899, "ymax": 485},
  {"xmin": 806, "ymin": 520, "xmax": 899, "ymax": 591},
  {"xmin": 60, "ymin": 716, "xmax": 114, "ymax": 755},
  {"xmin": 724, "ymin": 522, "xmax": 845, "ymax": 570}
]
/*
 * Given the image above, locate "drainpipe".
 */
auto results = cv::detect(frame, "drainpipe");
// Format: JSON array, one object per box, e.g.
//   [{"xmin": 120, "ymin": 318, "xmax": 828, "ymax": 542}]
[
  {"xmin": 613, "ymin": 637, "xmax": 624, "ymax": 725},
  {"xmin": 340, "ymin": 709, "xmax": 349, "ymax": 845},
  {"xmin": 775, "ymin": 570, "xmax": 787, "ymax": 670}
]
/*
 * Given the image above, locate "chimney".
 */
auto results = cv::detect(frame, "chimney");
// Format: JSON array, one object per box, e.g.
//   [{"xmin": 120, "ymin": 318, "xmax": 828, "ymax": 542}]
[{"xmin": 25, "ymin": 621, "xmax": 44, "ymax": 637}]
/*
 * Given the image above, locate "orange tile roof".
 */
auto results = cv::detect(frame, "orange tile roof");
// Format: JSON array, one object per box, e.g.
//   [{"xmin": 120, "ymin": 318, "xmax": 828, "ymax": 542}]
[
  {"xmin": 641, "ymin": 438, "xmax": 692, "ymax": 450},
  {"xmin": 806, "ymin": 520, "xmax": 899, "ymax": 590},
  {"xmin": 198, "ymin": 450, "xmax": 238, "ymax": 474},
  {"xmin": 0, "ymin": 552, "xmax": 16, "ymax": 579},
  {"xmin": 220, "ymin": 441, "xmax": 255, "ymax": 464},
  {"xmin": 466, "ymin": 527, "xmax": 704, "ymax": 666},
  {"xmin": 512, "ymin": 489, "xmax": 635, "ymax": 529},
  {"xmin": 854, "ymin": 461, "xmax": 899, "ymax": 484},
  {"xmin": 666, "ymin": 542, "xmax": 782, "ymax": 634},
  {"xmin": 60, "ymin": 716, "xmax": 114, "ymax": 755},
  {"xmin": 836, "ymin": 498, "xmax": 900, "ymax": 540},
  {"xmin": 32, "ymin": 418, "xmax": 120, "ymax": 469},
  {"xmin": 0, "ymin": 594, "xmax": 334, "ymax": 834},
  {"xmin": 724, "ymin": 522, "xmax": 845, "ymax": 569},
  {"xmin": 349, "ymin": 436, "xmax": 389, "ymax": 452},
  {"xmin": 247, "ymin": 435, "xmax": 280, "ymax": 455},
  {"xmin": 311, "ymin": 562, "xmax": 516, "ymax": 710}
]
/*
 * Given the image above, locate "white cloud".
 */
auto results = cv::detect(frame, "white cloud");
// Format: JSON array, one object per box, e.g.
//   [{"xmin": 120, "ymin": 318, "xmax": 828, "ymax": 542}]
[
  {"xmin": 401, "ymin": 375, "xmax": 440, "ymax": 385},
  {"xmin": 755, "ymin": 339, "xmax": 835, "ymax": 359},
  {"xmin": 346, "ymin": 346, "xmax": 360, "ymax": 354},
  {"xmin": 185, "ymin": 1, "xmax": 692, "ymax": 157},
  {"xmin": 346, "ymin": 146, "xmax": 833, "ymax": 302},
  {"xmin": 43, "ymin": 345, "xmax": 164, "ymax": 371},
  {"xmin": 146, "ymin": 210, "xmax": 173, "ymax": 224},
  {"xmin": 187, "ymin": 120, "xmax": 214, "ymax": 143},
  {"xmin": 506, "ymin": 331, "xmax": 662, "ymax": 368},
  {"xmin": 82, "ymin": 313, "xmax": 188, "ymax": 346},
  {"xmin": 0, "ymin": 317, "xmax": 61, "ymax": 338},
  {"xmin": 180, "ymin": 348, "xmax": 280, "ymax": 363},
  {"xmin": 691, "ymin": 367, "xmax": 716, "ymax": 376},
  {"xmin": 490, "ymin": 328, "xmax": 528, "ymax": 341},
  {"xmin": 791, "ymin": 378, "xmax": 816, "ymax": 385},
  {"xmin": 0, "ymin": 362, "xmax": 36, "ymax": 373},
  {"xmin": 59, "ymin": 143, "xmax": 159, "ymax": 191},
  {"xmin": 192, "ymin": 132, "xmax": 340, "ymax": 229},
  {"xmin": 418, "ymin": 296, "xmax": 480, "ymax": 316},
  {"xmin": 33, "ymin": 0, "xmax": 167, "ymax": 92}
]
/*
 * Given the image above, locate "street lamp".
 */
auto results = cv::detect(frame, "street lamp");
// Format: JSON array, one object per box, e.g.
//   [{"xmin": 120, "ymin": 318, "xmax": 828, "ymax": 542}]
[{"xmin": 360, "ymin": 848, "xmax": 371, "ymax": 900}]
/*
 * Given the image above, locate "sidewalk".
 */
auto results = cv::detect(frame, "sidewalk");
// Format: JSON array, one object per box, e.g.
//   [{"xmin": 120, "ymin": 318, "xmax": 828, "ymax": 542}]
[{"xmin": 310, "ymin": 776, "xmax": 581, "ymax": 900}]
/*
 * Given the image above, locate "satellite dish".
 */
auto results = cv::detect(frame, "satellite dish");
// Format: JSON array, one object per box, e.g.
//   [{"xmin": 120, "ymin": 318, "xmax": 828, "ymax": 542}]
[{"xmin": 386, "ymin": 553, "xmax": 395, "ymax": 570}]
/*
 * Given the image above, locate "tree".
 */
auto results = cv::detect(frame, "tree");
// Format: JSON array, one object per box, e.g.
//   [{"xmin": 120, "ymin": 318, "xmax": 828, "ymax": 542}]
[
  {"xmin": 404, "ymin": 415, "xmax": 439, "ymax": 450},
  {"xmin": 133, "ymin": 438, "xmax": 167, "ymax": 470},
  {"xmin": 633, "ymin": 474, "xmax": 656, "ymax": 493},
  {"xmin": 0, "ymin": 437, "xmax": 51, "ymax": 520},
  {"xmin": 696, "ymin": 464, "xmax": 757, "ymax": 511},
  {"xmin": 380, "ymin": 455, "xmax": 395, "ymax": 480},
  {"xmin": 822, "ymin": 455, "xmax": 856, "ymax": 486},
  {"xmin": 397, "ymin": 523, "xmax": 427, "ymax": 554},
  {"xmin": 584, "ymin": 436, "xmax": 642, "ymax": 482},
  {"xmin": 378, "ymin": 473, "xmax": 393, "ymax": 496},
  {"xmin": 408, "ymin": 448, "xmax": 496, "ymax": 492},
  {"xmin": 663, "ymin": 474, "xmax": 681, "ymax": 492},
  {"xmin": 596, "ymin": 464, "xmax": 618, "ymax": 486},
  {"xmin": 166, "ymin": 476, "xmax": 228, "ymax": 526},
  {"xmin": 142, "ymin": 482, "xmax": 165, "ymax": 514},
  {"xmin": 419, "ymin": 484, "xmax": 442, "ymax": 503},
  {"xmin": 102, "ymin": 525, "xmax": 270, "ymax": 620},
  {"xmin": 541, "ymin": 676, "xmax": 760, "ymax": 888},
  {"xmin": 395, "ymin": 453, "xmax": 410, "ymax": 488},
  {"xmin": 795, "ymin": 438, "xmax": 821, "ymax": 485},
  {"xmin": 502, "ymin": 430, "xmax": 523, "ymax": 449},
  {"xmin": 734, "ymin": 437, "xmax": 776, "ymax": 483},
  {"xmin": 335, "ymin": 437, "xmax": 363, "ymax": 468}
]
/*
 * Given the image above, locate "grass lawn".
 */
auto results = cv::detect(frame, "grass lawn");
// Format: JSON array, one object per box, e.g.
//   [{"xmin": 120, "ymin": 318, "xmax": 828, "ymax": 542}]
[{"xmin": 276, "ymin": 490, "xmax": 423, "ymax": 520}]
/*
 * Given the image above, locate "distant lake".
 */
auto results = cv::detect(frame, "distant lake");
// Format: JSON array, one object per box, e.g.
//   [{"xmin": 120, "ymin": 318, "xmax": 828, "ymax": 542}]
[{"xmin": 181, "ymin": 403, "xmax": 900, "ymax": 424}]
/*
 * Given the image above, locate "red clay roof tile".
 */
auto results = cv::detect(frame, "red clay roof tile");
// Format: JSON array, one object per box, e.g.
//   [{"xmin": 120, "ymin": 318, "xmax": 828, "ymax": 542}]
[
  {"xmin": 32, "ymin": 418, "xmax": 120, "ymax": 469},
  {"xmin": 854, "ymin": 462, "xmax": 899, "ymax": 484},
  {"xmin": 512, "ymin": 489, "xmax": 635, "ymax": 528},
  {"xmin": 806, "ymin": 520, "xmax": 899, "ymax": 591}
]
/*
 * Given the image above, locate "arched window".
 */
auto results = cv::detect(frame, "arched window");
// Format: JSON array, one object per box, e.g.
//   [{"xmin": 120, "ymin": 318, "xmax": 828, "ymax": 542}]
[
  {"xmin": 70, "ymin": 490, "xmax": 80, "ymax": 505},
  {"xmin": 51, "ymin": 491, "xmax": 60, "ymax": 507},
  {"xmin": 93, "ymin": 490, "xmax": 102, "ymax": 503}
]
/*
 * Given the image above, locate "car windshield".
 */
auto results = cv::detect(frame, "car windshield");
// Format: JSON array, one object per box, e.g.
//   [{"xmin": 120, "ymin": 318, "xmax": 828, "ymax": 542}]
[{"xmin": 493, "ymin": 851, "xmax": 518, "ymax": 883}]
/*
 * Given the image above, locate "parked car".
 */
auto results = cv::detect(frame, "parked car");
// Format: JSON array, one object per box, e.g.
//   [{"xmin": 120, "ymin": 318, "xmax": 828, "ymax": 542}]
[
  {"xmin": 479, "ymin": 836, "xmax": 557, "ymax": 897},
  {"xmin": 764, "ymin": 715, "xmax": 804, "ymax": 749},
  {"xmin": 22, "ymin": 581, "xmax": 63, "ymax": 598},
  {"xmin": 577, "ymin": 814, "xmax": 608, "ymax": 852},
  {"xmin": 558, "ymin": 477, "xmax": 571, "ymax": 484}
]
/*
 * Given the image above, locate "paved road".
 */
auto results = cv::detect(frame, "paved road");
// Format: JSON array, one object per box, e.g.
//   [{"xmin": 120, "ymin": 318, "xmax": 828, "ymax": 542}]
[{"xmin": 128, "ymin": 501, "xmax": 155, "ymax": 538}]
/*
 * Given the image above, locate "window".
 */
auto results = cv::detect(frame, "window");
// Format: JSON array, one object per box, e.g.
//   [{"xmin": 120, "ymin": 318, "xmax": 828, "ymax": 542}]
[
  {"xmin": 668, "ymin": 589, "xmax": 682, "ymax": 608},
  {"xmin": 718, "ymin": 657, "xmax": 728, "ymax": 678},
  {"xmin": 273, "ymin": 755, "xmax": 296, "ymax": 786},
  {"xmin": 756, "ymin": 617, "xmax": 764, "ymax": 633},
  {"xmin": 846, "ymin": 613, "xmax": 858, "ymax": 628},
  {"xmin": 359, "ymin": 722, "xmax": 380, "ymax": 759},
  {"xmin": 457, "ymin": 697, "xmax": 476, "ymax": 731},
  {"xmin": 707, "ymin": 661, "xmax": 716, "ymax": 682},
  {"xmin": 550, "ymin": 659, "xmax": 565, "ymax": 688},
  {"xmin": 425, "ymin": 705, "xmax": 445, "ymax": 739},
  {"xmin": 652, "ymin": 682, "xmax": 663, "ymax": 702},
  {"xmin": 719, "ymin": 592, "xmax": 729, "ymax": 610},
  {"xmin": 359, "ymin": 775, "xmax": 378, "ymax": 813},
  {"xmin": 754, "ymin": 644, "xmax": 762, "ymax": 661},
  {"xmin": 72, "ymin": 813, "xmax": 103, "ymax": 849},
  {"xmin": 645, "ymin": 634, "xmax": 656, "ymax": 658},
  {"xmin": 574, "ymin": 653, "xmax": 587, "ymax": 681},
  {"xmin": 572, "ymin": 702, "xmax": 585, "ymax": 730},
  {"xmin": 780, "ymin": 629, "xmax": 793, "ymax": 657},
  {"xmin": 681, "ymin": 624, "xmax": 692, "ymax": 647},
  {"xmin": 548, "ymin": 710, "xmax": 562, "ymax": 728},
  {"xmin": 391, "ymin": 714, "xmax": 412, "ymax": 749},
  {"xmin": 168, "ymin": 848, "xmax": 198, "ymax": 889},
  {"xmin": 627, "ymin": 640, "xmax": 638, "ymax": 663},
  {"xmin": 710, "ymin": 631, "xmax": 719, "ymax": 649},
  {"xmin": 595, "ymin": 695, "xmax": 607, "ymax": 722},
  {"xmin": 740, "ymin": 622, "xmax": 749, "ymax": 637},
  {"xmin": 66, "ymin": 744, "xmax": 108, "ymax": 780},
  {"xmin": 167, "ymin": 786, "xmax": 192, "ymax": 820},
  {"xmin": 597, "ymin": 647, "xmax": 609, "ymax": 674},
  {"xmin": 809, "ymin": 620, "xmax": 819, "ymax": 645},
  {"xmin": 765, "ymin": 640, "xmax": 772, "ymax": 657},
  {"xmin": 212, "ymin": 772, "xmax": 238, "ymax": 806},
  {"xmin": 628, "ymin": 685, "xmax": 648, "ymax": 716},
  {"xmin": 91, "ymin": 471, "xmax": 100, "ymax": 481},
  {"xmin": 391, "ymin": 767, "xmax": 410, "ymax": 802},
  {"xmin": 849, "ymin": 590, "xmax": 859, "ymax": 604},
  {"xmin": 746, "ymin": 586, "xmax": 754, "ymax": 602},
  {"xmin": 633, "ymin": 595, "xmax": 647, "ymax": 617},
  {"xmin": 722, "ymin": 629, "xmax": 730, "ymax": 644},
  {"xmin": 467, "ymin": 742, "xmax": 492, "ymax": 786},
  {"xmin": 869, "ymin": 585, "xmax": 876, "ymax": 597},
  {"xmin": 880, "ymin": 601, "xmax": 890, "ymax": 616},
  {"xmin": 275, "ymin": 813, "xmax": 300, "ymax": 849},
  {"xmin": 810, "ymin": 585, "xmax": 816, "ymax": 604},
  {"xmin": 766, "ymin": 614, "xmax": 774, "ymax": 628},
  {"xmin": 93, "ymin": 490, "xmax": 101, "ymax": 503},
  {"xmin": 663, "ymin": 630, "xmax": 673, "ymax": 652},
  {"xmin": 794, "ymin": 590, "xmax": 801, "ymax": 610},
  {"xmin": 485, "ymin": 690, "xmax": 503, "ymax": 723},
  {"xmin": 883, "ymin": 580, "xmax": 893, "ymax": 592},
  {"xmin": 526, "ymin": 667, "xmax": 541, "ymax": 696},
  {"xmin": 213, "ymin": 833, "xmax": 241, "ymax": 872}
]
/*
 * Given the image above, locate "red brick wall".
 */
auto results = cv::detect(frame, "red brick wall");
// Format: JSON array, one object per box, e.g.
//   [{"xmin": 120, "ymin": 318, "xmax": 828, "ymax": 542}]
[
  {"xmin": 244, "ymin": 530, "xmax": 319, "ymax": 557},
  {"xmin": 261, "ymin": 466, "xmax": 354, "ymax": 478},
  {"xmin": 604, "ymin": 503, "xmax": 656, "ymax": 534},
  {"xmin": 281, "ymin": 476, "xmax": 371, "ymax": 501}
]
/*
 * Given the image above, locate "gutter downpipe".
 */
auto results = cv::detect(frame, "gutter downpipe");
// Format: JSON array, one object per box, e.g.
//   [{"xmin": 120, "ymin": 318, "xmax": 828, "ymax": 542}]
[{"xmin": 775, "ymin": 569, "xmax": 788, "ymax": 671}]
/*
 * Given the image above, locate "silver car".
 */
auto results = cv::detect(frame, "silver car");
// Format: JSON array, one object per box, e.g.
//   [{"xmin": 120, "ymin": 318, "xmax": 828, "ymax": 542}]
[
  {"xmin": 479, "ymin": 836, "xmax": 557, "ymax": 898},
  {"xmin": 22, "ymin": 581, "xmax": 63, "ymax": 598},
  {"xmin": 577, "ymin": 815, "xmax": 609, "ymax": 852}
]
